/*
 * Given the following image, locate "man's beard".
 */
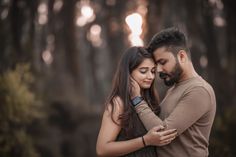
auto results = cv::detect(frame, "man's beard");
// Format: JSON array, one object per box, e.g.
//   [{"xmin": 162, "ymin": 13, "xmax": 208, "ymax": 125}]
[{"xmin": 159, "ymin": 62, "xmax": 183, "ymax": 86}]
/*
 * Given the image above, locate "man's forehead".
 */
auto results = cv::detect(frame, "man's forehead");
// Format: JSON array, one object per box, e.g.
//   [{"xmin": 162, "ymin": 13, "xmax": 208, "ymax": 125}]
[
  {"xmin": 153, "ymin": 48, "xmax": 173, "ymax": 60},
  {"xmin": 154, "ymin": 46, "xmax": 169, "ymax": 54}
]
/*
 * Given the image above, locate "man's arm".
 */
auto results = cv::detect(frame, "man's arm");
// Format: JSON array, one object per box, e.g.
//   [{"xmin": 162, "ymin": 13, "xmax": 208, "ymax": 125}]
[
  {"xmin": 135, "ymin": 101, "xmax": 164, "ymax": 130},
  {"xmin": 135, "ymin": 87, "xmax": 211, "ymax": 134}
]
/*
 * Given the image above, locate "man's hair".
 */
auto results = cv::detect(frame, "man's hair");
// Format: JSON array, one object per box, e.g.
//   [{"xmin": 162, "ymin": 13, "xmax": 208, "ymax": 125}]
[{"xmin": 147, "ymin": 27, "xmax": 191, "ymax": 59}]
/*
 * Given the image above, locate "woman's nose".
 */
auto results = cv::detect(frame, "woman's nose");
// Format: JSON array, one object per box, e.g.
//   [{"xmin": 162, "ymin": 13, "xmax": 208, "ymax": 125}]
[{"xmin": 147, "ymin": 71, "xmax": 154, "ymax": 79}]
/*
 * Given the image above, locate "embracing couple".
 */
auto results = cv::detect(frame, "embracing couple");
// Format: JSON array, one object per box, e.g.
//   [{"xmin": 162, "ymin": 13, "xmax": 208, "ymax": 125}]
[{"xmin": 96, "ymin": 27, "xmax": 216, "ymax": 157}]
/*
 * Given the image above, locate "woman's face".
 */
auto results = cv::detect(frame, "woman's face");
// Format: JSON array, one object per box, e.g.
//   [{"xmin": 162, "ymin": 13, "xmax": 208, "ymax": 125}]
[{"xmin": 131, "ymin": 58, "xmax": 156, "ymax": 89}]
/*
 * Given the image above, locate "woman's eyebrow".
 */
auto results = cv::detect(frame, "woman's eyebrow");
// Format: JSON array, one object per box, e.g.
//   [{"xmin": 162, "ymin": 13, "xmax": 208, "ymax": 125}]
[{"xmin": 138, "ymin": 66, "xmax": 155, "ymax": 69}]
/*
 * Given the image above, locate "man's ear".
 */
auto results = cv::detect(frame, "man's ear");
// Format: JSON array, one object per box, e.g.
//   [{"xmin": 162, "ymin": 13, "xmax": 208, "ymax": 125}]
[{"xmin": 177, "ymin": 50, "xmax": 188, "ymax": 63}]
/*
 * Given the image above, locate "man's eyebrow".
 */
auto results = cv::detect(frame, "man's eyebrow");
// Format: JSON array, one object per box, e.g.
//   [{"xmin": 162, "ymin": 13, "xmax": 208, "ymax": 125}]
[
  {"xmin": 155, "ymin": 59, "xmax": 162, "ymax": 64},
  {"xmin": 155, "ymin": 59, "xmax": 166, "ymax": 64}
]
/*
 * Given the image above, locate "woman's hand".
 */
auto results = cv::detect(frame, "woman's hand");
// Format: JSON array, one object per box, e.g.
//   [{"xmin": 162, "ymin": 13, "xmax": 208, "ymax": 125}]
[
  {"xmin": 143, "ymin": 125, "xmax": 177, "ymax": 146},
  {"xmin": 130, "ymin": 76, "xmax": 141, "ymax": 99}
]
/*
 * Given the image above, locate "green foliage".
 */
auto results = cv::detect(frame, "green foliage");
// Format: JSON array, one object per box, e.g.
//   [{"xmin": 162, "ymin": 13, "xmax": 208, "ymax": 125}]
[{"xmin": 0, "ymin": 64, "xmax": 40, "ymax": 157}]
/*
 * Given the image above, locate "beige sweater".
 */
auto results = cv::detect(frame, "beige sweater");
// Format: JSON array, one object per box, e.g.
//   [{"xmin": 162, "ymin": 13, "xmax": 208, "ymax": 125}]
[{"xmin": 135, "ymin": 76, "xmax": 216, "ymax": 157}]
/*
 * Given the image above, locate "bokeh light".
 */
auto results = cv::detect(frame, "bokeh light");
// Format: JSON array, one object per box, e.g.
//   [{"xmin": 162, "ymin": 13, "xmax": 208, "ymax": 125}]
[
  {"xmin": 125, "ymin": 13, "xmax": 143, "ymax": 46},
  {"xmin": 200, "ymin": 55, "xmax": 208, "ymax": 68},
  {"xmin": 76, "ymin": 2, "xmax": 95, "ymax": 27},
  {"xmin": 87, "ymin": 24, "xmax": 103, "ymax": 47},
  {"xmin": 1, "ymin": 9, "xmax": 8, "ymax": 20},
  {"xmin": 42, "ymin": 50, "xmax": 53, "ymax": 65},
  {"xmin": 213, "ymin": 16, "xmax": 226, "ymax": 27},
  {"xmin": 38, "ymin": 3, "xmax": 48, "ymax": 25},
  {"xmin": 53, "ymin": 0, "xmax": 63, "ymax": 13}
]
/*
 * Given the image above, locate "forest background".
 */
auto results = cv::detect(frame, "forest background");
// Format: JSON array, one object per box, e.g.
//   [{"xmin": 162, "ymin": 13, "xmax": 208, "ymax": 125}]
[{"xmin": 0, "ymin": 0, "xmax": 236, "ymax": 157}]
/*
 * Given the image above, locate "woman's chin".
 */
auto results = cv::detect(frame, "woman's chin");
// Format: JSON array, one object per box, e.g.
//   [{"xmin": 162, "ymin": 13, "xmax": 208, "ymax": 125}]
[{"xmin": 140, "ymin": 85, "xmax": 151, "ymax": 89}]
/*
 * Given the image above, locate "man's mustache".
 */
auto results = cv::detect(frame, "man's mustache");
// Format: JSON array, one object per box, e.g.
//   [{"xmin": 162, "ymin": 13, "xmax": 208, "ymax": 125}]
[{"xmin": 159, "ymin": 72, "xmax": 170, "ymax": 79}]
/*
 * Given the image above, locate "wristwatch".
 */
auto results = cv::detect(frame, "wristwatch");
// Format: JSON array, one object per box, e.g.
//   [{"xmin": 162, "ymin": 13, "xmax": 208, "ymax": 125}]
[{"xmin": 131, "ymin": 96, "xmax": 144, "ymax": 106}]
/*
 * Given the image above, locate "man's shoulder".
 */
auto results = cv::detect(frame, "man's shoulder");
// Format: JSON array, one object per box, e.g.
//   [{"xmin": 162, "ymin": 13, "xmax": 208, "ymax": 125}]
[
  {"xmin": 191, "ymin": 77, "xmax": 214, "ymax": 91},
  {"xmin": 168, "ymin": 76, "xmax": 215, "ymax": 98},
  {"xmin": 185, "ymin": 76, "xmax": 216, "ymax": 100}
]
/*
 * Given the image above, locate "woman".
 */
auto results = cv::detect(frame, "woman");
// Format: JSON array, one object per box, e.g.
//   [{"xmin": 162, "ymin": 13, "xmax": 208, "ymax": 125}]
[{"xmin": 96, "ymin": 47, "xmax": 177, "ymax": 157}]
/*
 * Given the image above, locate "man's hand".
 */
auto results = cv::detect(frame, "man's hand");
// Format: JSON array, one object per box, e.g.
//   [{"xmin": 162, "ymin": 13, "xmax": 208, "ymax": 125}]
[
  {"xmin": 143, "ymin": 125, "xmax": 177, "ymax": 146},
  {"xmin": 130, "ymin": 77, "xmax": 141, "ymax": 99}
]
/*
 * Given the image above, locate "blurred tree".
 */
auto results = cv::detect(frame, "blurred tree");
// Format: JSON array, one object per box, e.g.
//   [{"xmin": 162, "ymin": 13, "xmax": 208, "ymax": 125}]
[{"xmin": 0, "ymin": 64, "xmax": 41, "ymax": 157}]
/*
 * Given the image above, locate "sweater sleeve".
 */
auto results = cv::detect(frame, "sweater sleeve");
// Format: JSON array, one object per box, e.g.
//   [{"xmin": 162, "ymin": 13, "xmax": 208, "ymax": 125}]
[{"xmin": 135, "ymin": 86, "xmax": 211, "ymax": 134}]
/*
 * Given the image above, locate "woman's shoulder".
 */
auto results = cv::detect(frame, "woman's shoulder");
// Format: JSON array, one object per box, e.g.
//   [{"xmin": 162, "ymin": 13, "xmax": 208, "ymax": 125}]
[
  {"xmin": 105, "ymin": 96, "xmax": 124, "ymax": 123},
  {"xmin": 112, "ymin": 96, "xmax": 123, "ymax": 105},
  {"xmin": 110, "ymin": 96, "xmax": 124, "ymax": 113}
]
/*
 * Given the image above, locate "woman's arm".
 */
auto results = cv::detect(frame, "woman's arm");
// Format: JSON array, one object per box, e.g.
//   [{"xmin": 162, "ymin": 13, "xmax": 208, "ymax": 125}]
[
  {"xmin": 96, "ymin": 97, "xmax": 145, "ymax": 156},
  {"xmin": 96, "ymin": 97, "xmax": 177, "ymax": 157}
]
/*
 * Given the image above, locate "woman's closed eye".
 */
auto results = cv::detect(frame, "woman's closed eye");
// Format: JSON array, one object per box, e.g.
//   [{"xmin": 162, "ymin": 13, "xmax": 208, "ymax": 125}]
[
  {"xmin": 139, "ymin": 68, "xmax": 148, "ymax": 74},
  {"xmin": 139, "ymin": 68, "xmax": 156, "ymax": 74}
]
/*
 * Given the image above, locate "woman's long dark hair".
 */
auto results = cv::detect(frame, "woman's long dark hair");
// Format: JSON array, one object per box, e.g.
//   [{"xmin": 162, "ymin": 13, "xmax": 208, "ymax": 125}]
[{"xmin": 105, "ymin": 46, "xmax": 160, "ymax": 137}]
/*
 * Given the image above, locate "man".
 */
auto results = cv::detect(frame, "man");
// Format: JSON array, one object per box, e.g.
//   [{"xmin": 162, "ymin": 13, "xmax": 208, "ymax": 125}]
[{"xmin": 130, "ymin": 27, "xmax": 216, "ymax": 157}]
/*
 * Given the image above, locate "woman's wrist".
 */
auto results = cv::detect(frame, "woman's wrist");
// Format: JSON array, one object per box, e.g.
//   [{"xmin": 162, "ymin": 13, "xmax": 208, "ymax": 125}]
[
  {"xmin": 131, "ymin": 96, "xmax": 143, "ymax": 106},
  {"xmin": 141, "ymin": 136, "xmax": 146, "ymax": 147},
  {"xmin": 142, "ymin": 135, "xmax": 149, "ymax": 147}
]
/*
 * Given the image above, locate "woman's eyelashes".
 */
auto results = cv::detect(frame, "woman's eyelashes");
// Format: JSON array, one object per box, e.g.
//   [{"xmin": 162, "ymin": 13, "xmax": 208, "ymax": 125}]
[
  {"xmin": 139, "ymin": 69, "xmax": 147, "ymax": 74},
  {"xmin": 139, "ymin": 67, "xmax": 148, "ymax": 74},
  {"xmin": 139, "ymin": 68, "xmax": 156, "ymax": 74}
]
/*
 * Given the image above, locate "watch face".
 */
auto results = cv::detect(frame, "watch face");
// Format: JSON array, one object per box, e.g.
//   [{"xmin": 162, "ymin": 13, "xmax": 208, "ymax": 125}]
[{"xmin": 132, "ymin": 97, "xmax": 143, "ymax": 106}]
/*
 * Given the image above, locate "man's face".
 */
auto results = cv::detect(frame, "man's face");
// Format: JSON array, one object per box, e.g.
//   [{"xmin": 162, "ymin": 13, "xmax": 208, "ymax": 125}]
[{"xmin": 153, "ymin": 47, "xmax": 183, "ymax": 86}]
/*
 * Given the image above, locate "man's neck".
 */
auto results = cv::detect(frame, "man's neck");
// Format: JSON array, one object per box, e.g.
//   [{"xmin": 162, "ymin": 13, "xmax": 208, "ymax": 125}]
[{"xmin": 179, "ymin": 63, "xmax": 199, "ymax": 82}]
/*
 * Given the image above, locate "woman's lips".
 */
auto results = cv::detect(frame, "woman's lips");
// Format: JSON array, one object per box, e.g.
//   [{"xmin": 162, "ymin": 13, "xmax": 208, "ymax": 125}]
[{"xmin": 143, "ymin": 81, "xmax": 152, "ymax": 84}]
